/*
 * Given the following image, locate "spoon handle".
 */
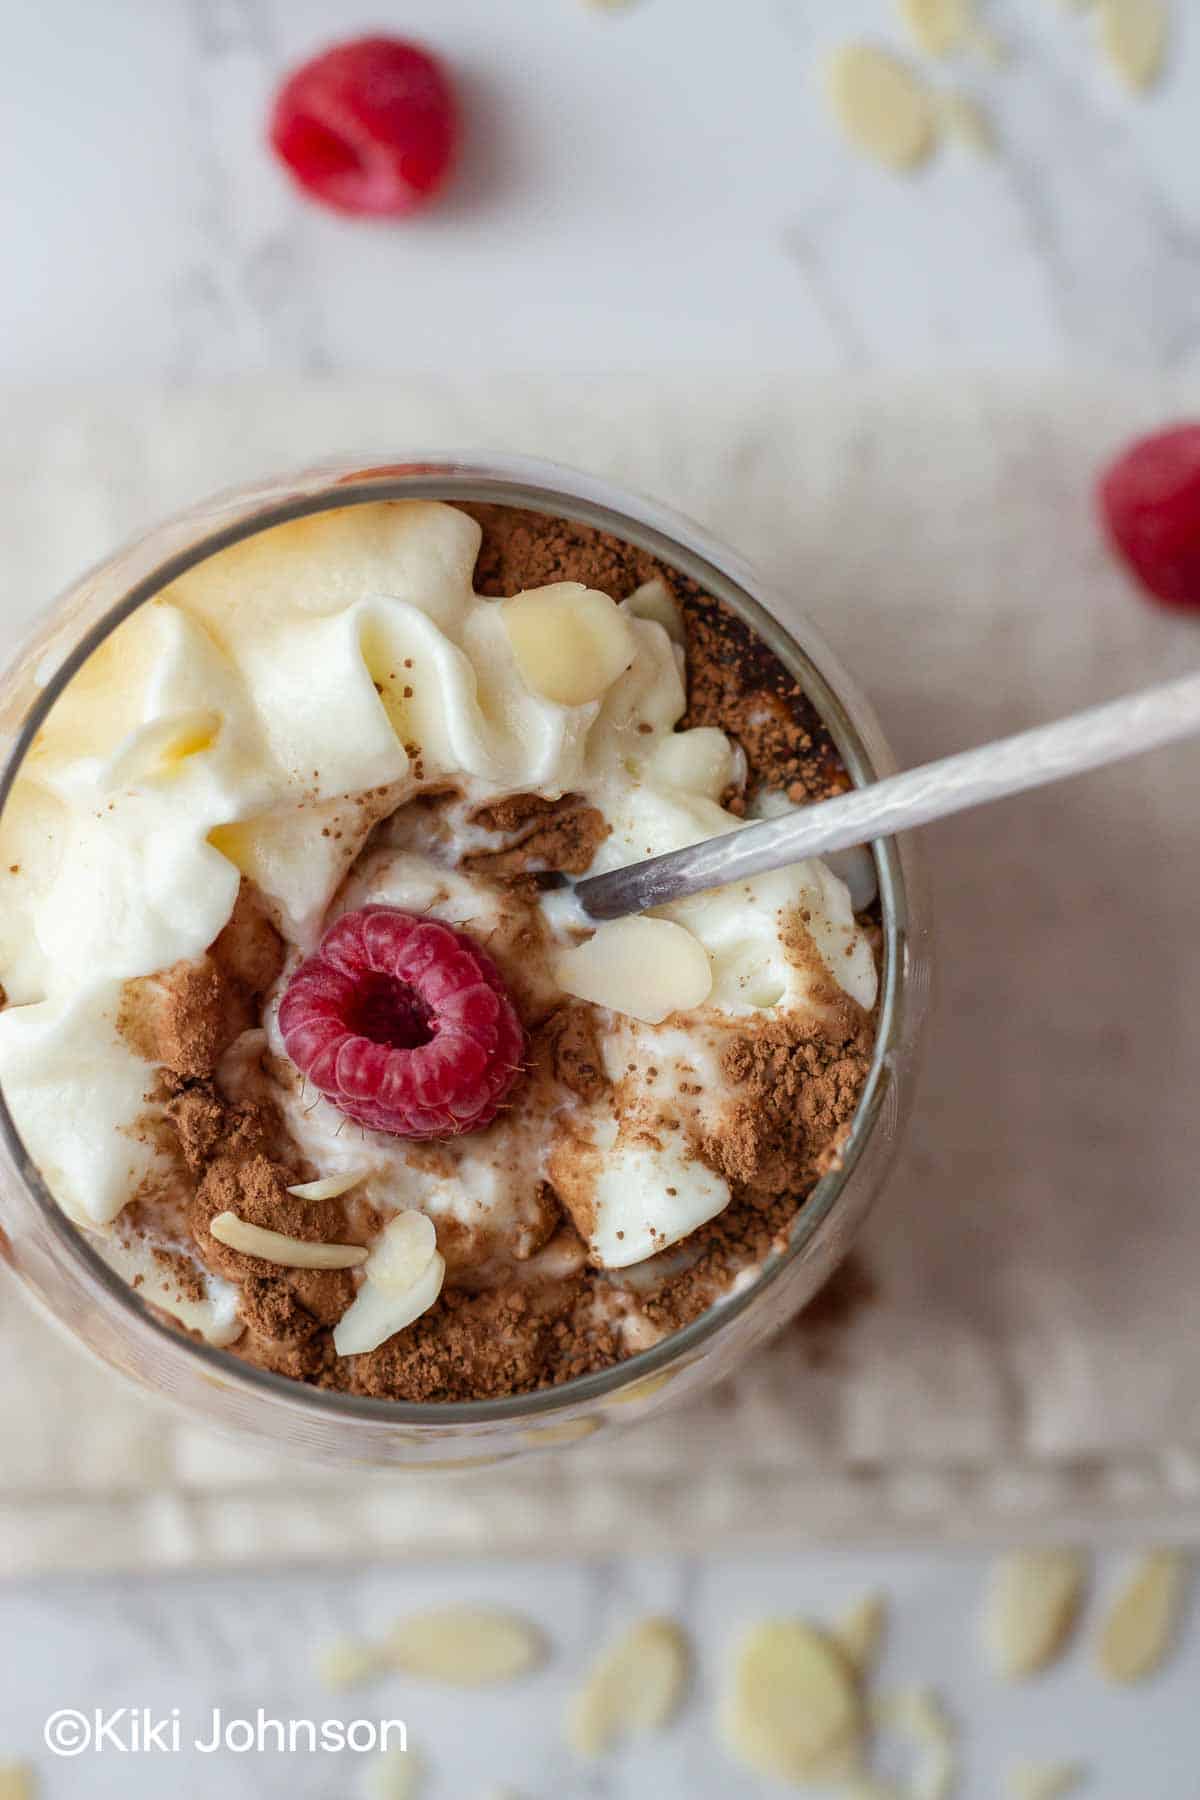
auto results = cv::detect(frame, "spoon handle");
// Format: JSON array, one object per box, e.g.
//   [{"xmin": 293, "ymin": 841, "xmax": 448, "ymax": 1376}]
[{"xmin": 577, "ymin": 670, "xmax": 1200, "ymax": 920}]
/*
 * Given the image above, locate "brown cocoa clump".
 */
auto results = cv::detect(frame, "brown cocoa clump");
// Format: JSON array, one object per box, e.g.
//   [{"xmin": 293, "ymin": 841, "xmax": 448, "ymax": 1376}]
[
  {"xmin": 464, "ymin": 792, "xmax": 608, "ymax": 881},
  {"xmin": 537, "ymin": 1004, "xmax": 610, "ymax": 1102},
  {"xmin": 335, "ymin": 1280, "xmax": 620, "ymax": 1403},
  {"xmin": 118, "ymin": 881, "xmax": 284, "ymax": 1080}
]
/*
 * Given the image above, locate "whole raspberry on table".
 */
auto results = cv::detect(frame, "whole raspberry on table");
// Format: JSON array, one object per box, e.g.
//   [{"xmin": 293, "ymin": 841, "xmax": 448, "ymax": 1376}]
[
  {"xmin": 268, "ymin": 35, "xmax": 458, "ymax": 217},
  {"xmin": 278, "ymin": 907, "xmax": 525, "ymax": 1138},
  {"xmin": 1099, "ymin": 423, "xmax": 1200, "ymax": 611}
]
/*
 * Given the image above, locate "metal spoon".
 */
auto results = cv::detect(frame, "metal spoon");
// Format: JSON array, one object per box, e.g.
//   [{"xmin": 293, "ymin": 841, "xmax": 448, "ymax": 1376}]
[{"xmin": 575, "ymin": 670, "xmax": 1200, "ymax": 920}]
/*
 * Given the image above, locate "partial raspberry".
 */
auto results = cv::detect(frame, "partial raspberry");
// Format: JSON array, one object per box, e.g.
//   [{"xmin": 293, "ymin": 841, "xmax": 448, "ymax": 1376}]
[
  {"xmin": 278, "ymin": 907, "xmax": 524, "ymax": 1139},
  {"xmin": 268, "ymin": 36, "xmax": 458, "ymax": 218},
  {"xmin": 1099, "ymin": 423, "xmax": 1200, "ymax": 610}
]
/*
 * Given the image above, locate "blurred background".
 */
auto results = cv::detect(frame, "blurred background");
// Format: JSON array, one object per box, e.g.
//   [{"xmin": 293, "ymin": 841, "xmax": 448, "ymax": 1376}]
[{"xmin": 3, "ymin": 0, "xmax": 1200, "ymax": 1795}]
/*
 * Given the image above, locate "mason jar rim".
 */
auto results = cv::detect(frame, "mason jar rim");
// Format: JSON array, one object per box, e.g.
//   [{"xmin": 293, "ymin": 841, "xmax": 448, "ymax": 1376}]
[{"xmin": 0, "ymin": 452, "xmax": 914, "ymax": 1431}]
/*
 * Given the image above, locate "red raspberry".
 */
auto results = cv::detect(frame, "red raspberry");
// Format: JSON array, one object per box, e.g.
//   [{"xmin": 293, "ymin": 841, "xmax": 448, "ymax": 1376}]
[
  {"xmin": 268, "ymin": 36, "xmax": 458, "ymax": 218},
  {"xmin": 278, "ymin": 907, "xmax": 524, "ymax": 1139},
  {"xmin": 1099, "ymin": 423, "xmax": 1200, "ymax": 611}
]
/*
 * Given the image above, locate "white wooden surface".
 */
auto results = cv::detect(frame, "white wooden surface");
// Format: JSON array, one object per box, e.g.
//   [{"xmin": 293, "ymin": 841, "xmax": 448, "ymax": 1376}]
[
  {"xmin": 4, "ymin": 2, "xmax": 1200, "ymax": 1795},
  {"xmin": 4, "ymin": 0, "xmax": 1200, "ymax": 382},
  {"xmin": 1, "ymin": 1551, "xmax": 1197, "ymax": 1798}
]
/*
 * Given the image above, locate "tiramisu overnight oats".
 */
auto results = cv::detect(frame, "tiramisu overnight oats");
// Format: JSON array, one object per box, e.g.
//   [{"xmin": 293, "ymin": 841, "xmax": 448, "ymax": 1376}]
[{"xmin": 0, "ymin": 462, "xmax": 924, "ymax": 1445}]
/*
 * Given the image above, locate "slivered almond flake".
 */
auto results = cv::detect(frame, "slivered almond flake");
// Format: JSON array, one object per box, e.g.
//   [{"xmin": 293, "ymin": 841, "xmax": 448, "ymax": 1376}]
[
  {"xmin": 824, "ymin": 45, "xmax": 938, "ymax": 173},
  {"xmin": 567, "ymin": 1616, "xmax": 690, "ymax": 1757},
  {"xmin": 501, "ymin": 583, "xmax": 635, "ymax": 707},
  {"xmin": 834, "ymin": 1591, "xmax": 888, "ymax": 1678},
  {"xmin": 386, "ymin": 1607, "xmax": 545, "ymax": 1686},
  {"xmin": 0, "ymin": 1766, "xmax": 35, "ymax": 1800},
  {"xmin": 208, "ymin": 1210, "xmax": 367, "ymax": 1269},
  {"xmin": 1098, "ymin": 0, "xmax": 1168, "ymax": 91},
  {"xmin": 365, "ymin": 1210, "xmax": 438, "ymax": 1293},
  {"xmin": 287, "ymin": 1173, "xmax": 365, "ymax": 1202},
  {"xmin": 873, "ymin": 1688, "xmax": 957, "ymax": 1800},
  {"xmin": 365, "ymin": 1747, "xmax": 422, "ymax": 1800},
  {"xmin": 554, "ymin": 916, "xmax": 712, "ymax": 1024},
  {"xmin": 720, "ymin": 1619, "xmax": 862, "ymax": 1783},
  {"xmin": 332, "ymin": 1250, "xmax": 446, "ymax": 1357},
  {"xmin": 1007, "ymin": 1762, "xmax": 1086, "ymax": 1800},
  {"xmin": 317, "ymin": 1635, "xmax": 383, "ymax": 1691},
  {"xmin": 1096, "ymin": 1549, "xmax": 1190, "ymax": 1683},
  {"xmin": 897, "ymin": 0, "xmax": 975, "ymax": 57},
  {"xmin": 983, "ymin": 1550, "xmax": 1087, "ymax": 1680}
]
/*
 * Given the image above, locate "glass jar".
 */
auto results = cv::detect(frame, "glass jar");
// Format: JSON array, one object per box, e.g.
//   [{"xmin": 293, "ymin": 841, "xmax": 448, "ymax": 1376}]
[{"xmin": 0, "ymin": 454, "xmax": 931, "ymax": 1467}]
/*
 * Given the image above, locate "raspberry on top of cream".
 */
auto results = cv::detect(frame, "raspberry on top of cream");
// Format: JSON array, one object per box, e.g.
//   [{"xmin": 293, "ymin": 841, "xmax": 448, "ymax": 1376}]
[{"xmin": 0, "ymin": 500, "xmax": 877, "ymax": 1363}]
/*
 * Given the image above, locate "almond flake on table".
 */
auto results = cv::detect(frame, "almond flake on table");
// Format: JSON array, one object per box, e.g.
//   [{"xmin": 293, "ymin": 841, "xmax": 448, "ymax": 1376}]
[
  {"xmin": 823, "ymin": 44, "xmax": 939, "ymax": 173},
  {"xmin": 567, "ymin": 1616, "xmax": 690, "ymax": 1757},
  {"xmin": 897, "ymin": 0, "xmax": 976, "ymax": 58},
  {"xmin": 872, "ymin": 1687, "xmax": 958, "ymax": 1800},
  {"xmin": 0, "ymin": 1767, "xmax": 35, "ymax": 1800},
  {"xmin": 386, "ymin": 1607, "xmax": 545, "ymax": 1685},
  {"xmin": 1007, "ymin": 1761, "xmax": 1087, "ymax": 1800},
  {"xmin": 1095, "ymin": 1549, "xmax": 1191, "ymax": 1683},
  {"xmin": 982, "ymin": 1550, "xmax": 1088, "ymax": 1680},
  {"xmin": 364, "ymin": 1747, "xmax": 422, "ymax": 1800},
  {"xmin": 317, "ymin": 1635, "xmax": 384, "ymax": 1691},
  {"xmin": 1097, "ymin": 0, "xmax": 1169, "ymax": 91},
  {"xmin": 720, "ymin": 1618, "xmax": 863, "ymax": 1783},
  {"xmin": 834, "ymin": 1591, "xmax": 889, "ymax": 1678}
]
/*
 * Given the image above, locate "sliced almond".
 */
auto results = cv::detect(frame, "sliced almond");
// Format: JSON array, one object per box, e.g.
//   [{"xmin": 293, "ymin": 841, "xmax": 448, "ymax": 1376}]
[
  {"xmin": 208, "ymin": 1211, "xmax": 368, "ymax": 1270},
  {"xmin": 1007, "ymin": 1762, "xmax": 1086, "ymax": 1800},
  {"xmin": 982, "ymin": 1550, "xmax": 1087, "ymax": 1680},
  {"xmin": 365, "ymin": 1747, "xmax": 422, "ymax": 1800},
  {"xmin": 553, "ymin": 916, "xmax": 712, "ymax": 1024},
  {"xmin": 0, "ymin": 1767, "xmax": 35, "ymax": 1800},
  {"xmin": 873, "ymin": 1688, "xmax": 957, "ymax": 1800},
  {"xmin": 897, "ymin": 0, "xmax": 975, "ymax": 57},
  {"xmin": 720, "ymin": 1619, "xmax": 862, "ymax": 1783},
  {"xmin": 287, "ymin": 1172, "xmax": 365, "ymax": 1202},
  {"xmin": 834, "ymin": 1591, "xmax": 888, "ymax": 1678},
  {"xmin": 824, "ymin": 45, "xmax": 938, "ymax": 173},
  {"xmin": 501, "ymin": 583, "xmax": 636, "ymax": 708},
  {"xmin": 332, "ymin": 1251, "xmax": 446, "ymax": 1356},
  {"xmin": 365, "ymin": 1210, "xmax": 438, "ymax": 1294},
  {"xmin": 913, "ymin": 1743, "xmax": 958, "ymax": 1800},
  {"xmin": 317, "ymin": 1634, "xmax": 384, "ymax": 1691},
  {"xmin": 1098, "ymin": 0, "xmax": 1168, "ymax": 91},
  {"xmin": 386, "ymin": 1607, "xmax": 545, "ymax": 1686},
  {"xmin": 1096, "ymin": 1549, "xmax": 1190, "ymax": 1683},
  {"xmin": 567, "ymin": 1615, "xmax": 690, "ymax": 1757},
  {"xmin": 623, "ymin": 578, "xmax": 686, "ymax": 646}
]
